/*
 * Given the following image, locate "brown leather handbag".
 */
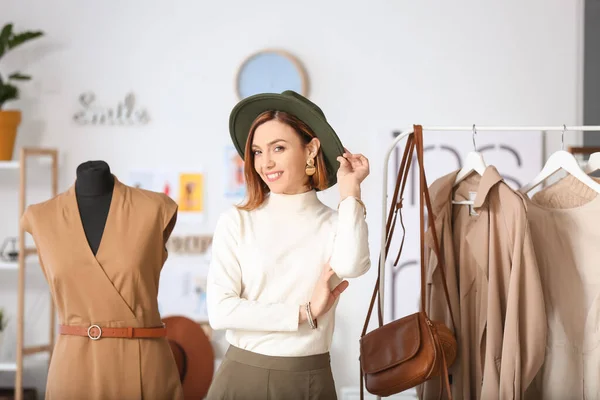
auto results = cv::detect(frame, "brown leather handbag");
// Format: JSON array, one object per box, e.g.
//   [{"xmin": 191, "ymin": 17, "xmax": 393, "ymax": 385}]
[{"xmin": 359, "ymin": 125, "xmax": 457, "ymax": 400}]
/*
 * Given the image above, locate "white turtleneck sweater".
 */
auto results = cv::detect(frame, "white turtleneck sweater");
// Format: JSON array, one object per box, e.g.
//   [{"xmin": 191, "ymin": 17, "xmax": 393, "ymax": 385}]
[{"xmin": 206, "ymin": 190, "xmax": 371, "ymax": 357}]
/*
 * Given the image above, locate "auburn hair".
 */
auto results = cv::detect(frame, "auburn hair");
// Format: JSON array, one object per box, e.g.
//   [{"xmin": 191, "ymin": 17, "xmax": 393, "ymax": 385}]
[{"xmin": 237, "ymin": 110, "xmax": 329, "ymax": 211}]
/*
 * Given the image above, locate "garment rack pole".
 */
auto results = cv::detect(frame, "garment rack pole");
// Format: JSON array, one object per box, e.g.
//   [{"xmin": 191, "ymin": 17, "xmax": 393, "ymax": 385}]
[{"xmin": 378, "ymin": 125, "xmax": 600, "ymax": 314}]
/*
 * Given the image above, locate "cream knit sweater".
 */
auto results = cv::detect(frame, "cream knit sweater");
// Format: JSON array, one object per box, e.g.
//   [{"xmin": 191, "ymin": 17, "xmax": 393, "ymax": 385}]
[{"xmin": 206, "ymin": 190, "xmax": 370, "ymax": 356}]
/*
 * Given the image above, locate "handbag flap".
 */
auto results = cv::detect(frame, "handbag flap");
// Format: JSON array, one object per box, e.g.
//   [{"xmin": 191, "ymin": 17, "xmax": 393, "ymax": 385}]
[{"xmin": 360, "ymin": 313, "xmax": 422, "ymax": 374}]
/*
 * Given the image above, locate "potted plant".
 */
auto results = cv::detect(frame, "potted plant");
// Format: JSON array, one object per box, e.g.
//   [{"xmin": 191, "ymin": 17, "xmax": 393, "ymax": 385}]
[{"xmin": 0, "ymin": 23, "xmax": 44, "ymax": 161}]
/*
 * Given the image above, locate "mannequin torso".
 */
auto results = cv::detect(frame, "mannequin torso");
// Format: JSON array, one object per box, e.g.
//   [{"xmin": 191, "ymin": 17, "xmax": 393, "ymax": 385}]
[
  {"xmin": 20, "ymin": 163, "xmax": 184, "ymax": 399},
  {"xmin": 75, "ymin": 160, "xmax": 114, "ymax": 255}
]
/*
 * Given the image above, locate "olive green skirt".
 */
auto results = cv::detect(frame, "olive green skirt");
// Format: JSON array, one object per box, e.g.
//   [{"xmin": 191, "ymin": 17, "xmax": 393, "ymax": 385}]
[{"xmin": 206, "ymin": 345, "xmax": 338, "ymax": 400}]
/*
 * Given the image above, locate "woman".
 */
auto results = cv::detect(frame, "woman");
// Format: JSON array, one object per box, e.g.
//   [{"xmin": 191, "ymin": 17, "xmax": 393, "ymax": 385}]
[{"xmin": 206, "ymin": 90, "xmax": 371, "ymax": 399}]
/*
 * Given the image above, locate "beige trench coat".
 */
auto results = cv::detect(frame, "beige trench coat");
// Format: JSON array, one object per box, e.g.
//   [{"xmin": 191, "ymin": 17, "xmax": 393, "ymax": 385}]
[
  {"xmin": 417, "ymin": 167, "xmax": 546, "ymax": 400},
  {"xmin": 21, "ymin": 176, "xmax": 184, "ymax": 400}
]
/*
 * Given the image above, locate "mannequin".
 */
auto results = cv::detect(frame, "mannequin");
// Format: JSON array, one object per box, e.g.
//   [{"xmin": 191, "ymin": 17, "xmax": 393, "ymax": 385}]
[
  {"xmin": 21, "ymin": 161, "xmax": 184, "ymax": 399},
  {"xmin": 75, "ymin": 160, "xmax": 114, "ymax": 255}
]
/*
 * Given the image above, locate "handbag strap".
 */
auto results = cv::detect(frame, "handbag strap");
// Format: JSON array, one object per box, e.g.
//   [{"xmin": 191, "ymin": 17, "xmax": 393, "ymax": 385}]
[
  {"xmin": 414, "ymin": 125, "xmax": 456, "ymax": 330},
  {"xmin": 360, "ymin": 136, "xmax": 415, "ymax": 400},
  {"xmin": 432, "ymin": 323, "xmax": 453, "ymax": 400},
  {"xmin": 359, "ymin": 125, "xmax": 456, "ymax": 400},
  {"xmin": 360, "ymin": 134, "xmax": 415, "ymax": 336},
  {"xmin": 360, "ymin": 126, "xmax": 455, "ymax": 338},
  {"xmin": 415, "ymin": 125, "xmax": 454, "ymax": 400}
]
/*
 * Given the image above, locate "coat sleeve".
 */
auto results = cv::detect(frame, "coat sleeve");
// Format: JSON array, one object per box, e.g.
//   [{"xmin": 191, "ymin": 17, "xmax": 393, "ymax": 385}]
[
  {"xmin": 328, "ymin": 197, "xmax": 371, "ymax": 279},
  {"xmin": 498, "ymin": 213, "xmax": 547, "ymax": 399},
  {"xmin": 206, "ymin": 209, "xmax": 300, "ymax": 332},
  {"xmin": 420, "ymin": 221, "xmax": 462, "ymax": 400}
]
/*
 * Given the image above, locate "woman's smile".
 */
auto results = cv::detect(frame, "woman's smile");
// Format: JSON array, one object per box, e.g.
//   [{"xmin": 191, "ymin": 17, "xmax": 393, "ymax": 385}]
[{"xmin": 265, "ymin": 171, "xmax": 284, "ymax": 182}]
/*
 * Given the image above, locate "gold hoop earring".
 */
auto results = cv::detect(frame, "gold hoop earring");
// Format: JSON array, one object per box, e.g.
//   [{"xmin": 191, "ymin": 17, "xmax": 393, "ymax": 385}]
[{"xmin": 305, "ymin": 158, "xmax": 316, "ymax": 176}]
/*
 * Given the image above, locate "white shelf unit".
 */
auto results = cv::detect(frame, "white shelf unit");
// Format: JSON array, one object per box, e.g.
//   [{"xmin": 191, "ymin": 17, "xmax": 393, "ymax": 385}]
[
  {"xmin": 0, "ymin": 260, "xmax": 40, "ymax": 271},
  {"xmin": 0, "ymin": 261, "xmax": 19, "ymax": 271},
  {"xmin": 0, "ymin": 161, "xmax": 20, "ymax": 170},
  {"xmin": 0, "ymin": 156, "xmax": 52, "ymax": 171},
  {"xmin": 0, "ymin": 352, "xmax": 51, "ymax": 375},
  {"xmin": 0, "ymin": 362, "xmax": 17, "ymax": 371},
  {"xmin": 0, "ymin": 147, "xmax": 59, "ymax": 400}
]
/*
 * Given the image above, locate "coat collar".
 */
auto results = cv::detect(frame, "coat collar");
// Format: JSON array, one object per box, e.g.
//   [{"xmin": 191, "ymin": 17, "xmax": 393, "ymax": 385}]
[
  {"xmin": 429, "ymin": 166, "xmax": 504, "ymax": 214},
  {"xmin": 472, "ymin": 166, "xmax": 504, "ymax": 208},
  {"xmin": 424, "ymin": 166, "xmax": 505, "ymax": 283},
  {"xmin": 428, "ymin": 170, "xmax": 458, "ymax": 215}
]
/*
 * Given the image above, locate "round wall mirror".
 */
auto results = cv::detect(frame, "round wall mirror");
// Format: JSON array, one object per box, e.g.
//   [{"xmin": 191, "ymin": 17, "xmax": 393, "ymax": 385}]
[{"xmin": 236, "ymin": 49, "xmax": 309, "ymax": 99}]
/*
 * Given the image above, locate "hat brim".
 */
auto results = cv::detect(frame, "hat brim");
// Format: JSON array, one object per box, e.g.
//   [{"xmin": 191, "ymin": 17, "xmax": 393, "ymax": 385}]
[
  {"xmin": 229, "ymin": 93, "xmax": 344, "ymax": 189},
  {"xmin": 163, "ymin": 316, "xmax": 214, "ymax": 398}
]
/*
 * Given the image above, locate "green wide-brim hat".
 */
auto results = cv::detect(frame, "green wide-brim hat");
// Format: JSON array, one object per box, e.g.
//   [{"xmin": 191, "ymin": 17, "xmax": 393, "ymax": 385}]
[{"xmin": 229, "ymin": 90, "xmax": 345, "ymax": 189}]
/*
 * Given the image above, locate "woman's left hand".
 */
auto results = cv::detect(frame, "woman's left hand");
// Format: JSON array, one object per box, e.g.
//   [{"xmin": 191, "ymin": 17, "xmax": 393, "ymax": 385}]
[{"xmin": 337, "ymin": 149, "xmax": 370, "ymax": 197}]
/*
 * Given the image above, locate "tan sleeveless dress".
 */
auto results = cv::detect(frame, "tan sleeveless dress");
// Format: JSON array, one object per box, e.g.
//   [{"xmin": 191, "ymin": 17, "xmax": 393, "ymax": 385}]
[{"xmin": 21, "ymin": 176, "xmax": 183, "ymax": 400}]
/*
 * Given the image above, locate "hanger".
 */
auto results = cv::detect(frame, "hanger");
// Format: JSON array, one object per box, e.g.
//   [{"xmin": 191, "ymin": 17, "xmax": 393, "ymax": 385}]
[
  {"xmin": 453, "ymin": 125, "xmax": 487, "ymax": 186},
  {"xmin": 452, "ymin": 125, "xmax": 487, "ymax": 206},
  {"xmin": 584, "ymin": 152, "xmax": 600, "ymax": 174},
  {"xmin": 520, "ymin": 125, "xmax": 600, "ymax": 194}
]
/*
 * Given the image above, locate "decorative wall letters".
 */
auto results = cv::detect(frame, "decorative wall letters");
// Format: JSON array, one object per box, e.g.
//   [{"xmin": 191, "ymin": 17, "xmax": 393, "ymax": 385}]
[
  {"xmin": 167, "ymin": 235, "xmax": 213, "ymax": 255},
  {"xmin": 73, "ymin": 92, "xmax": 150, "ymax": 125}
]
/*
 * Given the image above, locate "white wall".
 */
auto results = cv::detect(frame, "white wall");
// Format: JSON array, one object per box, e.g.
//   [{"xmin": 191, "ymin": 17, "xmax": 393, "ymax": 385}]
[{"xmin": 0, "ymin": 0, "xmax": 585, "ymax": 397}]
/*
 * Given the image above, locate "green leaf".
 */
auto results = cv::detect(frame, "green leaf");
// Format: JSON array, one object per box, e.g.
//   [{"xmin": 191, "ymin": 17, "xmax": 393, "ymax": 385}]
[
  {"xmin": 0, "ymin": 83, "xmax": 19, "ymax": 110},
  {"xmin": 0, "ymin": 24, "xmax": 14, "ymax": 59},
  {"xmin": 7, "ymin": 30, "xmax": 44, "ymax": 51},
  {"xmin": 0, "ymin": 25, "xmax": 43, "ymax": 108},
  {"xmin": 8, "ymin": 72, "xmax": 31, "ymax": 81}
]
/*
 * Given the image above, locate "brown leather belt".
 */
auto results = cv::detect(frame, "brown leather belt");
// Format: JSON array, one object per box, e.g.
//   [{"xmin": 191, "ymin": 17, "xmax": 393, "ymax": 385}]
[{"xmin": 60, "ymin": 324, "xmax": 167, "ymax": 340}]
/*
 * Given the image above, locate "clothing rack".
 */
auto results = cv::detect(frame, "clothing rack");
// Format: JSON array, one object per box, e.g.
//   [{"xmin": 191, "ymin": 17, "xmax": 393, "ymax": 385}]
[{"xmin": 378, "ymin": 125, "xmax": 600, "ymax": 313}]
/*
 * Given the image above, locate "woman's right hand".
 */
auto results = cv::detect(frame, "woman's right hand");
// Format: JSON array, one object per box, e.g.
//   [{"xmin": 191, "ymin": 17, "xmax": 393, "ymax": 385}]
[{"xmin": 308, "ymin": 263, "xmax": 349, "ymax": 320}]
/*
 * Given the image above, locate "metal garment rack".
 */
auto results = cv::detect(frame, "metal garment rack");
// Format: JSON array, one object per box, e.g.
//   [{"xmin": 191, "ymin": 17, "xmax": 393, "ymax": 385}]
[{"xmin": 378, "ymin": 125, "xmax": 600, "ymax": 313}]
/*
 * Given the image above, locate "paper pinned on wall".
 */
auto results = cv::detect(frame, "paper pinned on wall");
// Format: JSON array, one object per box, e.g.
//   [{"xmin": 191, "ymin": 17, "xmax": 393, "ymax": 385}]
[
  {"xmin": 193, "ymin": 276, "xmax": 208, "ymax": 319},
  {"xmin": 158, "ymin": 257, "xmax": 211, "ymax": 323},
  {"xmin": 178, "ymin": 173, "xmax": 204, "ymax": 213},
  {"xmin": 128, "ymin": 170, "xmax": 155, "ymax": 190},
  {"xmin": 126, "ymin": 169, "xmax": 205, "ymax": 225},
  {"xmin": 155, "ymin": 171, "xmax": 180, "ymax": 200},
  {"xmin": 225, "ymin": 145, "xmax": 246, "ymax": 198},
  {"xmin": 126, "ymin": 170, "xmax": 179, "ymax": 198},
  {"xmin": 127, "ymin": 170, "xmax": 205, "ymax": 209}
]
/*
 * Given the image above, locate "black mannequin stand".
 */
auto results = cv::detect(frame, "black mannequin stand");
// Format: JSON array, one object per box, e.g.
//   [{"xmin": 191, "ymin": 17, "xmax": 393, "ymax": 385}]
[{"xmin": 75, "ymin": 160, "xmax": 114, "ymax": 256}]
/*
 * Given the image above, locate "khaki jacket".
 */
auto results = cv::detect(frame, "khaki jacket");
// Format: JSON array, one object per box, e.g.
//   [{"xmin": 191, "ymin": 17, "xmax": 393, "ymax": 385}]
[{"xmin": 418, "ymin": 167, "xmax": 546, "ymax": 400}]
